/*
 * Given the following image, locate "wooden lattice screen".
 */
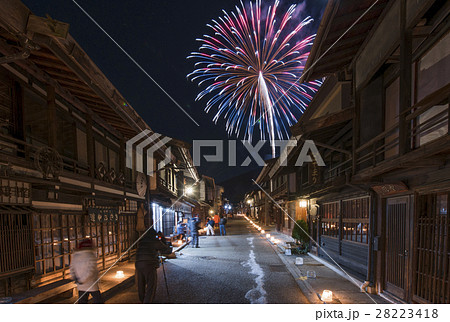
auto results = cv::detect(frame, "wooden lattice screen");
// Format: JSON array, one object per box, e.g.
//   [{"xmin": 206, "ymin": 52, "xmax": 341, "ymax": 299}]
[
  {"xmin": 0, "ymin": 213, "xmax": 34, "ymax": 275},
  {"xmin": 414, "ymin": 193, "xmax": 449, "ymax": 303}
]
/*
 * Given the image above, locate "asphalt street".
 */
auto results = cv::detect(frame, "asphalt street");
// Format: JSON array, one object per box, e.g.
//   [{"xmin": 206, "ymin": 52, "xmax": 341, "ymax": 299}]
[{"xmin": 108, "ymin": 217, "xmax": 309, "ymax": 304}]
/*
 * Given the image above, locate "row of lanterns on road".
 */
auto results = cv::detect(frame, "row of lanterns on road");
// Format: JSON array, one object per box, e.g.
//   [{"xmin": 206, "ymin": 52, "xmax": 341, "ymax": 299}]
[
  {"xmin": 241, "ymin": 214, "xmax": 334, "ymax": 303},
  {"xmin": 243, "ymin": 215, "xmax": 281, "ymax": 245}
]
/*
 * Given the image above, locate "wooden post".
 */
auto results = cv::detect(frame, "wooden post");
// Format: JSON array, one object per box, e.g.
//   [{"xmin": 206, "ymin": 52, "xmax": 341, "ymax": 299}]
[
  {"xmin": 119, "ymin": 138, "xmax": 126, "ymax": 176},
  {"xmin": 399, "ymin": 0, "xmax": 412, "ymax": 155},
  {"xmin": 85, "ymin": 114, "xmax": 95, "ymax": 178},
  {"xmin": 46, "ymin": 85, "xmax": 57, "ymax": 149},
  {"xmin": 447, "ymin": 96, "xmax": 450, "ymax": 135},
  {"xmin": 338, "ymin": 200, "xmax": 343, "ymax": 256},
  {"xmin": 352, "ymin": 70, "xmax": 360, "ymax": 174}
]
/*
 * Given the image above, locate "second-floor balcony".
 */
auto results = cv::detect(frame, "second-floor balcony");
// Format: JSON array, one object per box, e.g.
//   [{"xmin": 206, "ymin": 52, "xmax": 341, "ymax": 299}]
[
  {"xmin": 0, "ymin": 132, "xmax": 89, "ymax": 178},
  {"xmin": 354, "ymin": 87, "xmax": 449, "ymax": 181},
  {"xmin": 0, "ymin": 132, "xmax": 130, "ymax": 190},
  {"xmin": 271, "ymin": 181, "xmax": 287, "ymax": 199},
  {"xmin": 157, "ymin": 176, "xmax": 177, "ymax": 197}
]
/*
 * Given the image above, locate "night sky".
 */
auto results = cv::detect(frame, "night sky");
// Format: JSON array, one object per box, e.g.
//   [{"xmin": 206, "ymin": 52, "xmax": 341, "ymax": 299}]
[{"xmin": 22, "ymin": 0, "xmax": 327, "ymax": 184}]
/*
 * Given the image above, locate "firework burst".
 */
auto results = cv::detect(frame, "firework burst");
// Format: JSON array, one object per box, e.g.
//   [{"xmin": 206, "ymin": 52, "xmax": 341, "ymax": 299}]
[{"xmin": 187, "ymin": 0, "xmax": 321, "ymax": 156}]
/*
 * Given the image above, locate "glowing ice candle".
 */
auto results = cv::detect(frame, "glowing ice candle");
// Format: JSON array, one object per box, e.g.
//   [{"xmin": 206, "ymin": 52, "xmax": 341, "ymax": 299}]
[
  {"xmin": 115, "ymin": 271, "xmax": 125, "ymax": 279},
  {"xmin": 321, "ymin": 290, "xmax": 333, "ymax": 302}
]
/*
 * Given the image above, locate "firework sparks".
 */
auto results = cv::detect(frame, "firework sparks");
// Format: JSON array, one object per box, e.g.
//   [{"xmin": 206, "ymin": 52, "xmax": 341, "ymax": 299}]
[{"xmin": 187, "ymin": 0, "xmax": 321, "ymax": 156}]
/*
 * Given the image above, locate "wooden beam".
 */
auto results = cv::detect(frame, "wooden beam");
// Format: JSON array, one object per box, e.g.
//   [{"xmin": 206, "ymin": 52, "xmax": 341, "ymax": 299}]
[
  {"xmin": 26, "ymin": 14, "xmax": 69, "ymax": 39},
  {"xmin": 76, "ymin": 96, "xmax": 110, "ymax": 108},
  {"xmin": 399, "ymin": 0, "xmax": 412, "ymax": 156},
  {"xmin": 29, "ymin": 49, "xmax": 60, "ymax": 62},
  {"xmin": 32, "ymin": 65, "xmax": 79, "ymax": 81},
  {"xmin": 325, "ymin": 19, "xmax": 378, "ymax": 47},
  {"xmin": 308, "ymin": 139, "xmax": 352, "ymax": 156},
  {"xmin": 0, "ymin": 34, "xmax": 123, "ymax": 141},
  {"xmin": 332, "ymin": 1, "xmax": 388, "ymax": 30},
  {"xmin": 292, "ymin": 108, "xmax": 354, "ymax": 136},
  {"xmin": 52, "ymin": 77, "xmax": 93, "ymax": 92},
  {"xmin": 300, "ymin": 0, "xmax": 339, "ymax": 83},
  {"xmin": 322, "ymin": 33, "xmax": 367, "ymax": 52},
  {"xmin": 412, "ymin": 25, "xmax": 433, "ymax": 38},
  {"xmin": 46, "ymin": 84, "xmax": 57, "ymax": 148},
  {"xmin": 61, "ymin": 85, "xmax": 102, "ymax": 100},
  {"xmin": 30, "ymin": 57, "xmax": 73, "ymax": 72},
  {"xmin": 312, "ymin": 56, "xmax": 354, "ymax": 77},
  {"xmin": 32, "ymin": 33, "xmax": 152, "ymax": 135},
  {"xmin": 85, "ymin": 114, "xmax": 95, "ymax": 178},
  {"xmin": 397, "ymin": 158, "xmax": 447, "ymax": 168}
]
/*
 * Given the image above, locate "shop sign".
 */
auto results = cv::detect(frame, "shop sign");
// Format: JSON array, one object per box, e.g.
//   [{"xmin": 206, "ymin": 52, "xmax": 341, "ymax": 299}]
[
  {"xmin": 372, "ymin": 182, "xmax": 409, "ymax": 197},
  {"xmin": 88, "ymin": 207, "xmax": 119, "ymax": 223},
  {"xmin": 309, "ymin": 159, "xmax": 321, "ymax": 185},
  {"xmin": 0, "ymin": 179, "xmax": 31, "ymax": 204}
]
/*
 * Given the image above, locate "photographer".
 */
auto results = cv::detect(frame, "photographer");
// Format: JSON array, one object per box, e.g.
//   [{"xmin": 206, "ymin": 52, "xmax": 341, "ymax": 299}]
[
  {"xmin": 135, "ymin": 227, "xmax": 172, "ymax": 303},
  {"xmin": 189, "ymin": 215, "xmax": 201, "ymax": 248}
]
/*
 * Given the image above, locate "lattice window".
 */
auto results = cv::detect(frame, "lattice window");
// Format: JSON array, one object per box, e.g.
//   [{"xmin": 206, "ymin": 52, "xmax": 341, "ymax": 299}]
[
  {"xmin": 34, "ymin": 213, "xmax": 84, "ymax": 275},
  {"xmin": 320, "ymin": 202, "xmax": 339, "ymax": 238},
  {"xmin": 0, "ymin": 213, "xmax": 33, "ymax": 274},
  {"xmin": 341, "ymin": 197, "xmax": 370, "ymax": 244},
  {"xmin": 414, "ymin": 193, "xmax": 449, "ymax": 303},
  {"xmin": 34, "ymin": 213, "xmax": 122, "ymax": 276},
  {"xmin": 119, "ymin": 214, "xmax": 137, "ymax": 257}
]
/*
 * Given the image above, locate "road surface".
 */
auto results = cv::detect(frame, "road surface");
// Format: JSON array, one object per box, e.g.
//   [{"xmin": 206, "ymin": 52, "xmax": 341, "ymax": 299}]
[{"xmin": 108, "ymin": 217, "xmax": 308, "ymax": 304}]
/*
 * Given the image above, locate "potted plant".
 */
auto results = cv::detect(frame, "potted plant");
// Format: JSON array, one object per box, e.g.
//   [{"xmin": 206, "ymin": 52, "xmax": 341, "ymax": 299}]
[{"xmin": 291, "ymin": 219, "xmax": 309, "ymax": 254}]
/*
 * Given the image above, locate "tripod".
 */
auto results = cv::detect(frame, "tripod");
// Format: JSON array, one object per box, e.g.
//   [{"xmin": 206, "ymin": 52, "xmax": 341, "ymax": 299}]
[{"xmin": 159, "ymin": 252, "xmax": 171, "ymax": 303}]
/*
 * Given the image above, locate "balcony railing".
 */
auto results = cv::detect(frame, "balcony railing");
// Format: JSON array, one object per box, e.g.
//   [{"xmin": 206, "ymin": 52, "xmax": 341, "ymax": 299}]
[
  {"xmin": 355, "ymin": 86, "xmax": 449, "ymax": 172},
  {"xmin": 271, "ymin": 181, "xmax": 287, "ymax": 198},
  {"xmin": 0, "ymin": 132, "xmax": 88, "ymax": 178},
  {"xmin": 325, "ymin": 159, "xmax": 352, "ymax": 183},
  {"xmin": 157, "ymin": 177, "xmax": 177, "ymax": 196}
]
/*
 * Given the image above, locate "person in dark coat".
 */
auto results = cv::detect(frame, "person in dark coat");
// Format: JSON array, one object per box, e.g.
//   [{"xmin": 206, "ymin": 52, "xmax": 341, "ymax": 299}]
[
  {"xmin": 189, "ymin": 216, "xmax": 200, "ymax": 248},
  {"xmin": 135, "ymin": 227, "xmax": 172, "ymax": 303},
  {"xmin": 219, "ymin": 215, "xmax": 227, "ymax": 236}
]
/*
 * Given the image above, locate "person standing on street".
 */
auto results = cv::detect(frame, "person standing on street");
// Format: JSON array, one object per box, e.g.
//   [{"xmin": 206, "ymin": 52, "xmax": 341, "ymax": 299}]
[
  {"xmin": 213, "ymin": 213, "xmax": 220, "ymax": 229},
  {"xmin": 176, "ymin": 220, "xmax": 186, "ymax": 240},
  {"xmin": 206, "ymin": 217, "xmax": 215, "ymax": 236},
  {"xmin": 135, "ymin": 227, "xmax": 172, "ymax": 303},
  {"xmin": 189, "ymin": 216, "xmax": 201, "ymax": 248},
  {"xmin": 219, "ymin": 215, "xmax": 227, "ymax": 236},
  {"xmin": 70, "ymin": 238, "xmax": 104, "ymax": 304}
]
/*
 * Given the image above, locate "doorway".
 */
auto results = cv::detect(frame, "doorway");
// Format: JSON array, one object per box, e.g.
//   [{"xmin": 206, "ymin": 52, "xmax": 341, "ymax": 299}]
[{"xmin": 385, "ymin": 196, "xmax": 412, "ymax": 300}]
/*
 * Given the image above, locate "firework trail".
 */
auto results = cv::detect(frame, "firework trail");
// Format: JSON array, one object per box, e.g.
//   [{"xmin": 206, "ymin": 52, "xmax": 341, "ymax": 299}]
[{"xmin": 187, "ymin": 0, "xmax": 321, "ymax": 156}]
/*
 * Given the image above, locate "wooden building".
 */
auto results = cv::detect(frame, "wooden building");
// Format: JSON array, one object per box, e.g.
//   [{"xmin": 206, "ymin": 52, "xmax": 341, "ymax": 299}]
[
  {"xmin": 0, "ymin": 0, "xmax": 204, "ymax": 298},
  {"xmin": 255, "ymin": 0, "xmax": 449, "ymax": 303}
]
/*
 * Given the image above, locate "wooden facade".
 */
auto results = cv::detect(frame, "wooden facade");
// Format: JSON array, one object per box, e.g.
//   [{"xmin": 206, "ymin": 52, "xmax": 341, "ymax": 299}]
[
  {"xmin": 254, "ymin": 0, "xmax": 449, "ymax": 303},
  {"xmin": 0, "ymin": 0, "xmax": 206, "ymax": 298}
]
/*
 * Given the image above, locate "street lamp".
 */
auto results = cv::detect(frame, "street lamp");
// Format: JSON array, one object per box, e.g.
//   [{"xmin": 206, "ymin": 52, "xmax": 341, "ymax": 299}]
[
  {"xmin": 209, "ymin": 209, "xmax": 214, "ymax": 215},
  {"xmin": 185, "ymin": 186, "xmax": 194, "ymax": 195},
  {"xmin": 299, "ymin": 199, "xmax": 307, "ymax": 208}
]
